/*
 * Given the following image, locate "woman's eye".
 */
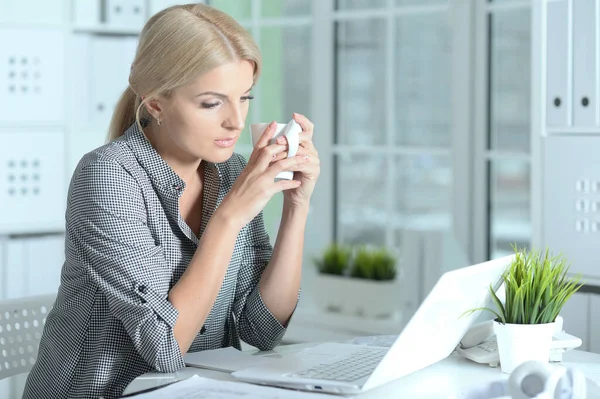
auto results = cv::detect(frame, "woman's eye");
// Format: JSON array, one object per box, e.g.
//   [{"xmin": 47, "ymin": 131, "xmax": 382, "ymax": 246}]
[
  {"xmin": 201, "ymin": 101, "xmax": 221, "ymax": 109},
  {"xmin": 241, "ymin": 95, "xmax": 255, "ymax": 102}
]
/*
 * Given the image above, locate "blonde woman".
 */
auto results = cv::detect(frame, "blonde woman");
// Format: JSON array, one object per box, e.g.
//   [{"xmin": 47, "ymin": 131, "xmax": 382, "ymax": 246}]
[{"xmin": 23, "ymin": 4, "xmax": 319, "ymax": 398}]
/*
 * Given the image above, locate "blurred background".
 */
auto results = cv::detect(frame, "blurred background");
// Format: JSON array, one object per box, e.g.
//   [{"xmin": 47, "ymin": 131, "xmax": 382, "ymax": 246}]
[{"xmin": 1, "ymin": 0, "xmax": 599, "ymax": 396}]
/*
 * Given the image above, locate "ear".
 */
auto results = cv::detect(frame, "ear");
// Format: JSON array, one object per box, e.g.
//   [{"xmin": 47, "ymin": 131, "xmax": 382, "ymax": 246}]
[{"xmin": 143, "ymin": 96, "xmax": 163, "ymax": 119}]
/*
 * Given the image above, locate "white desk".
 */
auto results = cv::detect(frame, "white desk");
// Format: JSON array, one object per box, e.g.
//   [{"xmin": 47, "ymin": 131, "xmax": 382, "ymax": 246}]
[{"xmin": 124, "ymin": 344, "xmax": 600, "ymax": 398}]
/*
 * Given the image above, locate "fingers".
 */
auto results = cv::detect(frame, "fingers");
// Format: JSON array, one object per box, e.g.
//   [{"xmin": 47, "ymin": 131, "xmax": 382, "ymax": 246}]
[
  {"xmin": 267, "ymin": 154, "xmax": 310, "ymax": 179},
  {"xmin": 298, "ymin": 133, "xmax": 313, "ymax": 144},
  {"xmin": 254, "ymin": 143, "xmax": 288, "ymax": 169},
  {"xmin": 274, "ymin": 179, "xmax": 302, "ymax": 192},
  {"xmin": 270, "ymin": 150, "xmax": 288, "ymax": 164},
  {"xmin": 254, "ymin": 121, "xmax": 277, "ymax": 149},
  {"xmin": 298, "ymin": 141, "xmax": 318, "ymax": 156},
  {"xmin": 292, "ymin": 113, "xmax": 314, "ymax": 138}
]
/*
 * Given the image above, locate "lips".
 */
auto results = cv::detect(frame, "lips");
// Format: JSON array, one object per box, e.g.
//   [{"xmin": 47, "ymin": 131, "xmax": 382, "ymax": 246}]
[{"xmin": 214, "ymin": 138, "xmax": 236, "ymax": 148}]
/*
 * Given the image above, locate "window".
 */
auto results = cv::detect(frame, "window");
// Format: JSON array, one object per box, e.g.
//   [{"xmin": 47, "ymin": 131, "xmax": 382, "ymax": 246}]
[
  {"xmin": 484, "ymin": 0, "xmax": 532, "ymax": 259},
  {"xmin": 333, "ymin": 1, "xmax": 454, "ymax": 257},
  {"xmin": 208, "ymin": 0, "xmax": 313, "ymax": 240}
]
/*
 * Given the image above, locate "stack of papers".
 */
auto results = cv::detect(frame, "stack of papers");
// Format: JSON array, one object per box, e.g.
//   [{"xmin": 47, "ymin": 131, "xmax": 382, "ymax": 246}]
[{"xmin": 126, "ymin": 375, "xmax": 335, "ymax": 399}]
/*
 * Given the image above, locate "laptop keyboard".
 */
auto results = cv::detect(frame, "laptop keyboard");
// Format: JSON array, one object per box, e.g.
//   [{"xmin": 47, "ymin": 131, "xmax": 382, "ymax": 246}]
[{"xmin": 288, "ymin": 348, "xmax": 387, "ymax": 382}]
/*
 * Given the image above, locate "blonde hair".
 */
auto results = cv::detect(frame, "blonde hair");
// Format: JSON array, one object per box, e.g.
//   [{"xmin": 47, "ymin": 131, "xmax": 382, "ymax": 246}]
[{"xmin": 108, "ymin": 3, "xmax": 261, "ymax": 141}]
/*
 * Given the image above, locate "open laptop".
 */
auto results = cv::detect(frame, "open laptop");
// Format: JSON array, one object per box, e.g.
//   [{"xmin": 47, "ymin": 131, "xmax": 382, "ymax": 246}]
[{"xmin": 231, "ymin": 254, "xmax": 514, "ymax": 395}]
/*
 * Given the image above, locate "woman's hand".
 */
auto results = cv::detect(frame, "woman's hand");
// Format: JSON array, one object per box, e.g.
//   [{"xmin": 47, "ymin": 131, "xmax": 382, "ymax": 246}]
[
  {"xmin": 278, "ymin": 113, "xmax": 320, "ymax": 209},
  {"xmin": 217, "ymin": 121, "xmax": 310, "ymax": 229}
]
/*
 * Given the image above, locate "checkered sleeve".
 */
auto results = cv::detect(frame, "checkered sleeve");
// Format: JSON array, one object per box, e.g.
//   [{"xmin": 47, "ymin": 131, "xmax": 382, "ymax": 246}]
[
  {"xmin": 68, "ymin": 160, "xmax": 185, "ymax": 372},
  {"xmin": 230, "ymin": 155, "xmax": 299, "ymax": 351}
]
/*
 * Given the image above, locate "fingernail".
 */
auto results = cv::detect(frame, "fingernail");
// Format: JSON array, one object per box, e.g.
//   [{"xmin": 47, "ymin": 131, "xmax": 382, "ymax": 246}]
[
  {"xmin": 277, "ymin": 136, "xmax": 285, "ymax": 143},
  {"xmin": 302, "ymin": 154, "xmax": 309, "ymax": 161}
]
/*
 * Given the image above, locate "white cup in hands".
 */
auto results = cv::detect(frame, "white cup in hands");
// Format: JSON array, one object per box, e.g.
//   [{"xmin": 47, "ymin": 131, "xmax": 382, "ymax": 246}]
[{"xmin": 250, "ymin": 120, "xmax": 302, "ymax": 181}]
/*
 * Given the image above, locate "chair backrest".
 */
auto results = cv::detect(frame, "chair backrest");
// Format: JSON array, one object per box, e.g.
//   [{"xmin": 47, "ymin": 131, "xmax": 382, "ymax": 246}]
[{"xmin": 0, "ymin": 294, "xmax": 56, "ymax": 380}]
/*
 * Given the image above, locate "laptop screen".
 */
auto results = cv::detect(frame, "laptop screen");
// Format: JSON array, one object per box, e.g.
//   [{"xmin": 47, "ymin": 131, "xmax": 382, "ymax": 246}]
[{"xmin": 363, "ymin": 254, "xmax": 513, "ymax": 391}]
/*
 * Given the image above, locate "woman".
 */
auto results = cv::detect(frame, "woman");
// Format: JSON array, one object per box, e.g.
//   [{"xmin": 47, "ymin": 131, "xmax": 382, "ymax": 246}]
[{"xmin": 22, "ymin": 3, "xmax": 319, "ymax": 398}]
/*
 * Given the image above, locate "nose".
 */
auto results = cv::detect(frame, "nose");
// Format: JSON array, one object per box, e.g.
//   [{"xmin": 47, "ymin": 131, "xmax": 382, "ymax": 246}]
[{"xmin": 224, "ymin": 104, "xmax": 245, "ymax": 132}]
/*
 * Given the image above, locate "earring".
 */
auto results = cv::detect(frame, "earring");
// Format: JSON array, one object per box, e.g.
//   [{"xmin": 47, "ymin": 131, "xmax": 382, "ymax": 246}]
[{"xmin": 156, "ymin": 116, "xmax": 161, "ymax": 126}]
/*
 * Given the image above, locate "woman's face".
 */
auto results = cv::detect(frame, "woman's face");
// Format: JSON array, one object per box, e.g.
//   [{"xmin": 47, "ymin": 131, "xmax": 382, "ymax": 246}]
[{"xmin": 152, "ymin": 60, "xmax": 255, "ymax": 164}]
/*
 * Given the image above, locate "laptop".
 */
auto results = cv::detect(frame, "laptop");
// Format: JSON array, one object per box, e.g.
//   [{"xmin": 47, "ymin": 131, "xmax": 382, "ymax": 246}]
[{"xmin": 231, "ymin": 255, "xmax": 514, "ymax": 395}]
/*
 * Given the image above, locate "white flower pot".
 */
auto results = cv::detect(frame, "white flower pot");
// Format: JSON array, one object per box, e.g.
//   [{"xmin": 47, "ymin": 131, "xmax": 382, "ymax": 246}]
[
  {"xmin": 493, "ymin": 320, "xmax": 556, "ymax": 374},
  {"xmin": 313, "ymin": 274, "xmax": 401, "ymax": 319}
]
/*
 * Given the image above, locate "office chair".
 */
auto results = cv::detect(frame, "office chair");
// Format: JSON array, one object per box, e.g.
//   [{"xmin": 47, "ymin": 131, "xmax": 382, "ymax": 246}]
[{"xmin": 0, "ymin": 294, "xmax": 55, "ymax": 380}]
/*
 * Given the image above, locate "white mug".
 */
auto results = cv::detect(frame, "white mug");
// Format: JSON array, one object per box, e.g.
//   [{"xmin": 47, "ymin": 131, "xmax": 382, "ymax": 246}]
[{"xmin": 250, "ymin": 120, "xmax": 302, "ymax": 181}]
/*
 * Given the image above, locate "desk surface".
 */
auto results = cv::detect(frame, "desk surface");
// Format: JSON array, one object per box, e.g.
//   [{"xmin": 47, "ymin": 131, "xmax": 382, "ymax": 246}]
[{"xmin": 124, "ymin": 344, "xmax": 600, "ymax": 398}]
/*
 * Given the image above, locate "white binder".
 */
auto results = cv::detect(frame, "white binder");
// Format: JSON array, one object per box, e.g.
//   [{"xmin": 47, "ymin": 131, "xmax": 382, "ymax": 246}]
[
  {"xmin": 89, "ymin": 36, "xmax": 138, "ymax": 134},
  {"xmin": 0, "ymin": 28, "xmax": 65, "ymax": 124},
  {"xmin": 106, "ymin": 0, "xmax": 147, "ymax": 29},
  {"xmin": 0, "ymin": 131, "xmax": 66, "ymax": 234},
  {"xmin": 26, "ymin": 236, "xmax": 65, "ymax": 297},
  {"xmin": 545, "ymin": 0, "xmax": 571, "ymax": 127},
  {"xmin": 0, "ymin": 239, "xmax": 4, "ymax": 299},
  {"xmin": 3, "ymin": 236, "xmax": 64, "ymax": 299},
  {"xmin": 150, "ymin": 0, "xmax": 200, "ymax": 14},
  {"xmin": 572, "ymin": 0, "xmax": 598, "ymax": 127},
  {"xmin": 591, "ymin": 295, "xmax": 600, "ymax": 353},
  {"xmin": 73, "ymin": 0, "xmax": 102, "ymax": 26},
  {"xmin": 0, "ymin": 0, "xmax": 65, "ymax": 25},
  {"xmin": 5, "ymin": 239, "xmax": 27, "ymax": 300},
  {"xmin": 68, "ymin": 34, "xmax": 93, "ymax": 129},
  {"xmin": 67, "ymin": 129, "xmax": 109, "ymax": 176},
  {"xmin": 543, "ymin": 135, "xmax": 600, "ymax": 279}
]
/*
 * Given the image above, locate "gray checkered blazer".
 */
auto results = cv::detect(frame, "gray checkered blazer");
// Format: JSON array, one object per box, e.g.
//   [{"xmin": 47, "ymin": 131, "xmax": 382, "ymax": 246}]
[{"xmin": 22, "ymin": 122, "xmax": 293, "ymax": 399}]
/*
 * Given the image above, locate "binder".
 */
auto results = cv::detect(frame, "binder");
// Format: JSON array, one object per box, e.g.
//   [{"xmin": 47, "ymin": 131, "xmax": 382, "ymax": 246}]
[
  {"xmin": 0, "ymin": 132, "xmax": 66, "ymax": 234},
  {"xmin": 0, "ymin": 28, "xmax": 65, "ymax": 124},
  {"xmin": 26, "ymin": 236, "xmax": 64, "ymax": 297},
  {"xmin": 572, "ymin": 0, "xmax": 597, "ymax": 127},
  {"xmin": 543, "ymin": 135, "xmax": 600, "ymax": 279},
  {"xmin": 5, "ymin": 239, "xmax": 26, "ymax": 300},
  {"xmin": 69, "ymin": 34, "xmax": 92, "ymax": 129},
  {"xmin": 0, "ymin": 0, "xmax": 65, "ymax": 25},
  {"xmin": 89, "ymin": 36, "xmax": 138, "ymax": 134},
  {"xmin": 591, "ymin": 295, "xmax": 600, "ymax": 353},
  {"xmin": 559, "ymin": 293, "xmax": 590, "ymax": 352},
  {"xmin": 0, "ymin": 239, "xmax": 4, "ymax": 299},
  {"xmin": 150, "ymin": 0, "xmax": 194, "ymax": 14},
  {"xmin": 67, "ymin": 129, "xmax": 108, "ymax": 176},
  {"xmin": 106, "ymin": 0, "xmax": 147, "ymax": 29},
  {"xmin": 3, "ymin": 236, "xmax": 64, "ymax": 299},
  {"xmin": 73, "ymin": 0, "xmax": 101, "ymax": 26},
  {"xmin": 546, "ymin": 0, "xmax": 570, "ymax": 127}
]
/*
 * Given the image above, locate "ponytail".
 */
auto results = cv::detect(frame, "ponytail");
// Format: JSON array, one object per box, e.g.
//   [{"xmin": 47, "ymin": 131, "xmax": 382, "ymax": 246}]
[{"xmin": 107, "ymin": 86, "xmax": 143, "ymax": 142}]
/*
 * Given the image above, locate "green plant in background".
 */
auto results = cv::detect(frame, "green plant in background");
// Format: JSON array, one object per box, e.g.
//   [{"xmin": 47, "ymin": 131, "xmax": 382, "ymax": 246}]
[
  {"xmin": 314, "ymin": 243, "xmax": 352, "ymax": 276},
  {"xmin": 350, "ymin": 246, "xmax": 397, "ymax": 281},
  {"xmin": 464, "ymin": 245, "xmax": 584, "ymax": 325}
]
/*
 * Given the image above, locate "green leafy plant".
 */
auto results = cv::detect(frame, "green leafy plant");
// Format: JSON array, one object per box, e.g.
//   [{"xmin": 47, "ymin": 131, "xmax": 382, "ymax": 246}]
[
  {"xmin": 314, "ymin": 243, "xmax": 352, "ymax": 276},
  {"xmin": 465, "ymin": 246, "xmax": 584, "ymax": 325},
  {"xmin": 350, "ymin": 246, "xmax": 397, "ymax": 281}
]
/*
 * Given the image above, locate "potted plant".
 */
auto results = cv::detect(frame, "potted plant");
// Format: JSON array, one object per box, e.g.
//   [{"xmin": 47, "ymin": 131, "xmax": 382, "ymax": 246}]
[
  {"xmin": 313, "ymin": 244, "xmax": 401, "ymax": 319},
  {"xmin": 465, "ymin": 246, "xmax": 583, "ymax": 374},
  {"xmin": 314, "ymin": 243, "xmax": 352, "ymax": 277}
]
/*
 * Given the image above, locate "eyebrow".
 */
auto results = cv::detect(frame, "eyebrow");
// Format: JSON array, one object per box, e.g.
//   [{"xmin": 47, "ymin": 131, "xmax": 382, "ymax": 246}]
[{"xmin": 195, "ymin": 85, "xmax": 254, "ymax": 99}]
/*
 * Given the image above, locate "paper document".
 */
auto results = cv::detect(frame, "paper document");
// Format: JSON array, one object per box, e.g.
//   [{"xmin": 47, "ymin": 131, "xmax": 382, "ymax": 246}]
[
  {"xmin": 184, "ymin": 346, "xmax": 278, "ymax": 372},
  {"xmin": 128, "ymin": 375, "xmax": 335, "ymax": 399}
]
